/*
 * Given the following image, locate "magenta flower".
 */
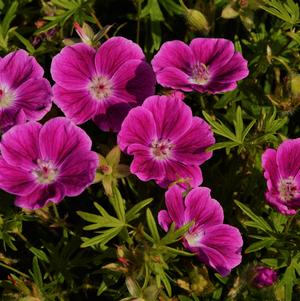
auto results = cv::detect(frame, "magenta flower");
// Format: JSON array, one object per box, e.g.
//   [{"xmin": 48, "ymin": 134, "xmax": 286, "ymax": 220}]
[
  {"xmin": 51, "ymin": 37, "xmax": 155, "ymax": 132},
  {"xmin": 158, "ymin": 185, "xmax": 243, "ymax": 276},
  {"xmin": 0, "ymin": 50, "xmax": 52, "ymax": 132},
  {"xmin": 117, "ymin": 95, "xmax": 215, "ymax": 188},
  {"xmin": 151, "ymin": 38, "xmax": 249, "ymax": 94},
  {"xmin": 252, "ymin": 266, "xmax": 278, "ymax": 288},
  {"xmin": 0, "ymin": 117, "xmax": 98, "ymax": 209},
  {"xmin": 262, "ymin": 138, "xmax": 300, "ymax": 215}
]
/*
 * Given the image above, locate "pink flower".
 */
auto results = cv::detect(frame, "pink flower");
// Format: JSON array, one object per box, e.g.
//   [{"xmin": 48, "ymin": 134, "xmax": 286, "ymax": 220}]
[
  {"xmin": 51, "ymin": 37, "xmax": 155, "ymax": 132},
  {"xmin": 151, "ymin": 38, "xmax": 249, "ymax": 94},
  {"xmin": 0, "ymin": 50, "xmax": 52, "ymax": 132},
  {"xmin": 158, "ymin": 185, "xmax": 243, "ymax": 276},
  {"xmin": 0, "ymin": 117, "xmax": 98, "ymax": 209},
  {"xmin": 262, "ymin": 138, "xmax": 300, "ymax": 215},
  {"xmin": 117, "ymin": 95, "xmax": 215, "ymax": 188},
  {"xmin": 252, "ymin": 266, "xmax": 278, "ymax": 288}
]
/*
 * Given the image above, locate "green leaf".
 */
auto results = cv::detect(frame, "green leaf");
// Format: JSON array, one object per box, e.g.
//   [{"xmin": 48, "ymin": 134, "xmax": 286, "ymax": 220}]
[
  {"xmin": 160, "ymin": 222, "xmax": 191, "ymax": 245},
  {"xmin": 146, "ymin": 209, "xmax": 160, "ymax": 241},
  {"xmin": 125, "ymin": 198, "xmax": 153, "ymax": 222},
  {"xmin": 28, "ymin": 247, "xmax": 49, "ymax": 263},
  {"xmin": 109, "ymin": 186, "xmax": 126, "ymax": 222},
  {"xmin": 162, "ymin": 246, "xmax": 194, "ymax": 257},
  {"xmin": 245, "ymin": 237, "xmax": 276, "ymax": 253},
  {"xmin": 2, "ymin": 1, "xmax": 18, "ymax": 35},
  {"xmin": 30, "ymin": 257, "xmax": 43, "ymax": 290},
  {"xmin": 242, "ymin": 120, "xmax": 256, "ymax": 141},
  {"xmin": 81, "ymin": 227, "xmax": 122, "ymax": 248},
  {"xmin": 77, "ymin": 211, "xmax": 123, "ymax": 229},
  {"xmin": 202, "ymin": 111, "xmax": 238, "ymax": 142},
  {"xmin": 13, "ymin": 31, "xmax": 35, "ymax": 53},
  {"xmin": 235, "ymin": 200, "xmax": 273, "ymax": 232},
  {"xmin": 233, "ymin": 106, "xmax": 244, "ymax": 141}
]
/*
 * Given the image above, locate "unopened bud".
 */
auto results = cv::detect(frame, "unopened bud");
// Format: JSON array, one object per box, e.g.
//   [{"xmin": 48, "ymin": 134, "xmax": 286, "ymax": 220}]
[
  {"xmin": 291, "ymin": 74, "xmax": 300, "ymax": 98},
  {"xmin": 185, "ymin": 9, "xmax": 209, "ymax": 33}
]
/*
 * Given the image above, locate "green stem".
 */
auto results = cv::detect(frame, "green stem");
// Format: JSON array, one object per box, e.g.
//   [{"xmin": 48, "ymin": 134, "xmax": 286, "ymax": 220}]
[
  {"xmin": 271, "ymin": 56, "xmax": 293, "ymax": 74},
  {"xmin": 91, "ymin": 12, "xmax": 109, "ymax": 40},
  {"xmin": 136, "ymin": 0, "xmax": 142, "ymax": 44},
  {"xmin": 284, "ymin": 213, "xmax": 297, "ymax": 234},
  {"xmin": 0, "ymin": 262, "xmax": 30, "ymax": 278}
]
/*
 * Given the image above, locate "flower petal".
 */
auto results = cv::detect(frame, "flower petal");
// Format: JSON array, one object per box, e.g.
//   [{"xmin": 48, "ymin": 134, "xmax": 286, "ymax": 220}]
[
  {"xmin": 199, "ymin": 81, "xmax": 237, "ymax": 94},
  {"xmin": 0, "ymin": 121, "xmax": 41, "ymax": 169},
  {"xmin": 158, "ymin": 210, "xmax": 172, "ymax": 232},
  {"xmin": 52, "ymin": 84, "xmax": 99, "ymax": 124},
  {"xmin": 164, "ymin": 185, "xmax": 186, "ymax": 227},
  {"xmin": 39, "ymin": 117, "xmax": 92, "ymax": 165},
  {"xmin": 15, "ymin": 78, "xmax": 52, "ymax": 120},
  {"xmin": 151, "ymin": 40, "xmax": 194, "ymax": 73},
  {"xmin": 196, "ymin": 224, "xmax": 243, "ymax": 276},
  {"xmin": 0, "ymin": 157, "xmax": 38, "ymax": 196},
  {"xmin": 95, "ymin": 37, "xmax": 145, "ymax": 77},
  {"xmin": 118, "ymin": 107, "xmax": 156, "ymax": 151},
  {"xmin": 51, "ymin": 43, "xmax": 96, "ymax": 90},
  {"xmin": 262, "ymin": 148, "xmax": 280, "ymax": 193},
  {"xmin": 157, "ymin": 162, "xmax": 203, "ymax": 188},
  {"xmin": 173, "ymin": 117, "xmax": 215, "ymax": 165},
  {"xmin": 112, "ymin": 60, "xmax": 155, "ymax": 104},
  {"xmin": 190, "ymin": 38, "xmax": 234, "ymax": 69},
  {"xmin": 14, "ymin": 182, "xmax": 65, "ymax": 210},
  {"xmin": 58, "ymin": 150, "xmax": 98, "ymax": 196},
  {"xmin": 128, "ymin": 144, "xmax": 164, "ymax": 181},
  {"xmin": 0, "ymin": 108, "xmax": 26, "ymax": 133},
  {"xmin": 265, "ymin": 192, "xmax": 297, "ymax": 215},
  {"xmin": 155, "ymin": 67, "xmax": 193, "ymax": 91},
  {"xmin": 210, "ymin": 52, "xmax": 249, "ymax": 83},
  {"xmin": 277, "ymin": 138, "xmax": 300, "ymax": 178},
  {"xmin": 142, "ymin": 95, "xmax": 193, "ymax": 140},
  {"xmin": 93, "ymin": 103, "xmax": 132, "ymax": 132},
  {"xmin": 0, "ymin": 50, "xmax": 44, "ymax": 88},
  {"xmin": 184, "ymin": 187, "xmax": 224, "ymax": 229}
]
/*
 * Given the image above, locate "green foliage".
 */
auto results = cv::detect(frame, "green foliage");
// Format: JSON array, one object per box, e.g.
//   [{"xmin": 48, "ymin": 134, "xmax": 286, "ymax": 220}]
[{"xmin": 0, "ymin": 0, "xmax": 300, "ymax": 300}]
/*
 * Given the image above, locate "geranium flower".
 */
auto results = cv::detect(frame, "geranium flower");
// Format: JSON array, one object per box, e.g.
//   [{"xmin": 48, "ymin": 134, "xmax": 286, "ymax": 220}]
[
  {"xmin": 158, "ymin": 185, "xmax": 243, "ymax": 276},
  {"xmin": 0, "ymin": 117, "xmax": 98, "ymax": 209},
  {"xmin": 0, "ymin": 50, "xmax": 52, "ymax": 132},
  {"xmin": 51, "ymin": 37, "xmax": 155, "ymax": 132},
  {"xmin": 262, "ymin": 138, "xmax": 300, "ymax": 215},
  {"xmin": 252, "ymin": 266, "xmax": 278, "ymax": 288},
  {"xmin": 151, "ymin": 38, "xmax": 249, "ymax": 94},
  {"xmin": 117, "ymin": 94, "xmax": 215, "ymax": 188}
]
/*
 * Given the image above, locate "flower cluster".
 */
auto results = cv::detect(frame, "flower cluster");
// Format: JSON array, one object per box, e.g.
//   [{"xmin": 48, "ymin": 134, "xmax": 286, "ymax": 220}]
[
  {"xmin": 0, "ymin": 36, "xmax": 250, "ymax": 276},
  {"xmin": 158, "ymin": 185, "xmax": 243, "ymax": 276}
]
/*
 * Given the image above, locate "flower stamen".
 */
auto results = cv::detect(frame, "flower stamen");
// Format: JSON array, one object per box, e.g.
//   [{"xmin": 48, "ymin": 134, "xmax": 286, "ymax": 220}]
[{"xmin": 278, "ymin": 176, "xmax": 298, "ymax": 202}]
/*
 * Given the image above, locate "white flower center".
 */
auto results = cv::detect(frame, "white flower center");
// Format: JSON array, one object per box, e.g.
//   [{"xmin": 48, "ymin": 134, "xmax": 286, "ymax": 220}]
[
  {"xmin": 32, "ymin": 159, "xmax": 58, "ymax": 184},
  {"xmin": 151, "ymin": 139, "xmax": 173, "ymax": 160},
  {"xmin": 278, "ymin": 176, "xmax": 298, "ymax": 202},
  {"xmin": 88, "ymin": 76, "xmax": 112, "ymax": 100},
  {"xmin": 185, "ymin": 230, "xmax": 203, "ymax": 247},
  {"xmin": 0, "ymin": 85, "xmax": 14, "ymax": 109},
  {"xmin": 190, "ymin": 63, "xmax": 210, "ymax": 85}
]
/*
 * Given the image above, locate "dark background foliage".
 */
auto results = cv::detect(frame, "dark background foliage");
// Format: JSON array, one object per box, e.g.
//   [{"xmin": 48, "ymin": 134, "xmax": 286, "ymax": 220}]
[{"xmin": 0, "ymin": 0, "xmax": 300, "ymax": 300}]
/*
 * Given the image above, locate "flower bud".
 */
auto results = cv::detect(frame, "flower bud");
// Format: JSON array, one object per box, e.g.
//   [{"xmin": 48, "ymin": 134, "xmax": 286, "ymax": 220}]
[
  {"xmin": 291, "ymin": 74, "xmax": 300, "ymax": 98},
  {"xmin": 252, "ymin": 266, "xmax": 278, "ymax": 288},
  {"xmin": 179, "ymin": 0, "xmax": 209, "ymax": 33},
  {"xmin": 185, "ymin": 9, "xmax": 209, "ymax": 33}
]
